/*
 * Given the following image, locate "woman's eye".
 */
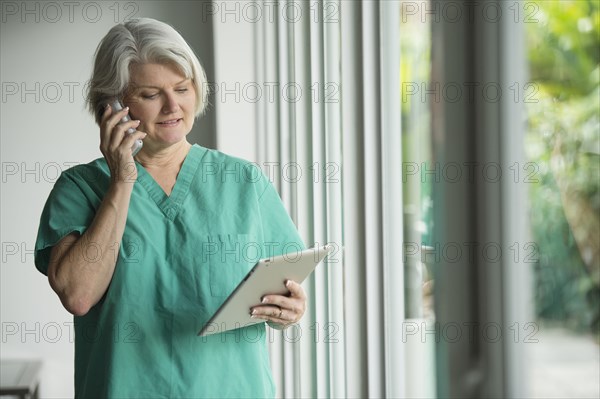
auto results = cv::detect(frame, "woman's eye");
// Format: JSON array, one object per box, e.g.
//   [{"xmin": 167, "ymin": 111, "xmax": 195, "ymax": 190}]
[
  {"xmin": 142, "ymin": 93, "xmax": 158, "ymax": 99},
  {"xmin": 176, "ymin": 88, "xmax": 188, "ymax": 93}
]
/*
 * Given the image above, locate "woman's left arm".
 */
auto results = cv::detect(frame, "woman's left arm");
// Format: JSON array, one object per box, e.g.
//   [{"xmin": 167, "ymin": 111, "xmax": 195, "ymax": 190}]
[{"xmin": 250, "ymin": 280, "xmax": 306, "ymax": 329}]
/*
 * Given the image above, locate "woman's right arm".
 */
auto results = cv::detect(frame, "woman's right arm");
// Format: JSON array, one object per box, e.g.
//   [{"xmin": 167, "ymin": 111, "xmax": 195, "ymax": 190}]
[{"xmin": 47, "ymin": 105, "xmax": 146, "ymax": 316}]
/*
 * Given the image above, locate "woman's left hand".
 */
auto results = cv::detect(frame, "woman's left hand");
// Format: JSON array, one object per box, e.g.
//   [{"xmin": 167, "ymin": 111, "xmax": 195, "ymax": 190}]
[{"xmin": 251, "ymin": 280, "xmax": 306, "ymax": 329}]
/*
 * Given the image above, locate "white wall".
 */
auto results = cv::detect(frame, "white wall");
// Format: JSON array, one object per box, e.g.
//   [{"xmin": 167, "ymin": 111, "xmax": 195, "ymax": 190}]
[
  {"xmin": 0, "ymin": 2, "xmax": 216, "ymax": 396},
  {"xmin": 212, "ymin": 0, "xmax": 257, "ymax": 160}
]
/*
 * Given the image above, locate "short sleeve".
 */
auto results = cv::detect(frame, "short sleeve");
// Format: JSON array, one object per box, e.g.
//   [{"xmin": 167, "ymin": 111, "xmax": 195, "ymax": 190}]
[
  {"xmin": 34, "ymin": 170, "xmax": 96, "ymax": 275},
  {"xmin": 254, "ymin": 173, "xmax": 306, "ymax": 257}
]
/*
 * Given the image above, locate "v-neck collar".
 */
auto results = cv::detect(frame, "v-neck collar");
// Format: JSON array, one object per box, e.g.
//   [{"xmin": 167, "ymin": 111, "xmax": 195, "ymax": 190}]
[{"xmin": 135, "ymin": 144, "xmax": 207, "ymax": 220}]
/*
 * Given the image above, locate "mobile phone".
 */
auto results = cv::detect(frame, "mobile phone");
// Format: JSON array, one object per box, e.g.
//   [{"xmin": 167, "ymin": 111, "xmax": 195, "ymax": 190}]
[{"xmin": 110, "ymin": 100, "xmax": 143, "ymax": 156}]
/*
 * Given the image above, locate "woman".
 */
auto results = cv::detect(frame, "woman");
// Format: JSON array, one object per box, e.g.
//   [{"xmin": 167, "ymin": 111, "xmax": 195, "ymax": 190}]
[{"xmin": 34, "ymin": 18, "xmax": 306, "ymax": 398}]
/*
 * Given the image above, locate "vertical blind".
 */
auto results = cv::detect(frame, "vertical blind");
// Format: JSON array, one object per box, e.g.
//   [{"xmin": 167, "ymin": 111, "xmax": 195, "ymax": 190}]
[
  {"xmin": 254, "ymin": 1, "xmax": 404, "ymax": 397},
  {"xmin": 253, "ymin": 1, "xmax": 528, "ymax": 397}
]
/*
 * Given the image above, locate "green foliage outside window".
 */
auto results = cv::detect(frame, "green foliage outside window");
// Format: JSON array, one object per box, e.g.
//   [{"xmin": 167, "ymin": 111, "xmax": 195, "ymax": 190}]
[{"xmin": 526, "ymin": 0, "xmax": 600, "ymax": 332}]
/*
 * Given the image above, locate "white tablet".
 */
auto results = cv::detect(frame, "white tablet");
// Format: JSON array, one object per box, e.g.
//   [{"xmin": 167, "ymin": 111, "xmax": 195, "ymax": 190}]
[{"xmin": 198, "ymin": 245, "xmax": 333, "ymax": 336}]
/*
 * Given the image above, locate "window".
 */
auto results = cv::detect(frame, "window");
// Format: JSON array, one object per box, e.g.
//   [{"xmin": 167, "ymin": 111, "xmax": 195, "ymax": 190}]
[{"xmin": 525, "ymin": 1, "xmax": 600, "ymax": 397}]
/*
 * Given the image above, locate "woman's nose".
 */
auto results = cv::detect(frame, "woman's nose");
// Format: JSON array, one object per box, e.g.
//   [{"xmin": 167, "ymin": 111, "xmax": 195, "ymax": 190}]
[{"xmin": 162, "ymin": 93, "xmax": 180, "ymax": 113}]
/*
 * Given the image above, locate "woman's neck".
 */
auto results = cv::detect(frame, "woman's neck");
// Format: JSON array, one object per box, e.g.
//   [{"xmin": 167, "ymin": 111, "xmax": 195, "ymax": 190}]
[
  {"xmin": 134, "ymin": 140, "xmax": 192, "ymax": 171},
  {"xmin": 134, "ymin": 140, "xmax": 192, "ymax": 196}
]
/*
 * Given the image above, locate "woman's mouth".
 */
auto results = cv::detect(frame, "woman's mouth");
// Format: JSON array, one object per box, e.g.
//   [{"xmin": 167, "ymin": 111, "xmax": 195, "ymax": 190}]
[{"xmin": 157, "ymin": 118, "xmax": 182, "ymax": 127}]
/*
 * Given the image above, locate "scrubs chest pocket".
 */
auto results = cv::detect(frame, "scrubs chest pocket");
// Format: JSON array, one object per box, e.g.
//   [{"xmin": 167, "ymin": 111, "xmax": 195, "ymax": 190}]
[{"xmin": 206, "ymin": 233, "xmax": 256, "ymax": 297}]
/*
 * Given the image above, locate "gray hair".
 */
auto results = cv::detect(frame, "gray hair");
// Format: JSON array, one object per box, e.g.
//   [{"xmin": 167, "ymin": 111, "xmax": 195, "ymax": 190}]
[{"xmin": 86, "ymin": 18, "xmax": 209, "ymax": 124}]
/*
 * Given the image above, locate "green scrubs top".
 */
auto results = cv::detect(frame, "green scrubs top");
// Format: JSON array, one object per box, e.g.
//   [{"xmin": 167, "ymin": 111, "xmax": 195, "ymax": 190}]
[{"xmin": 34, "ymin": 144, "xmax": 304, "ymax": 398}]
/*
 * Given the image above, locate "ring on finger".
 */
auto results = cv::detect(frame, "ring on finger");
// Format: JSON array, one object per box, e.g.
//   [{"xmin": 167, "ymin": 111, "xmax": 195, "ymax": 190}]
[{"xmin": 278, "ymin": 308, "xmax": 283, "ymax": 319}]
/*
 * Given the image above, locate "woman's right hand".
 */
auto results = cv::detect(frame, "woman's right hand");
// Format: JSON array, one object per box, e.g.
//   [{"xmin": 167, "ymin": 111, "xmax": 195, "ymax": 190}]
[{"xmin": 99, "ymin": 104, "xmax": 147, "ymax": 184}]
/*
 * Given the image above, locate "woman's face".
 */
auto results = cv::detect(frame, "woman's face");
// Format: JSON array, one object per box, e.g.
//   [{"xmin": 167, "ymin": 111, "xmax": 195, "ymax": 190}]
[{"xmin": 125, "ymin": 63, "xmax": 196, "ymax": 150}]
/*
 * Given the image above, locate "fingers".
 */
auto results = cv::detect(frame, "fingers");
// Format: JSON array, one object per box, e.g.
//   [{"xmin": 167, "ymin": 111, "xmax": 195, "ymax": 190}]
[
  {"xmin": 285, "ymin": 280, "xmax": 306, "ymax": 300},
  {"xmin": 100, "ymin": 104, "xmax": 129, "ymax": 144},
  {"xmin": 251, "ymin": 305, "xmax": 283, "ymax": 320},
  {"xmin": 250, "ymin": 306, "xmax": 292, "ymax": 330},
  {"xmin": 250, "ymin": 280, "xmax": 306, "ymax": 328},
  {"xmin": 263, "ymin": 280, "xmax": 305, "ymax": 308},
  {"xmin": 99, "ymin": 104, "xmax": 146, "ymax": 184},
  {"xmin": 100, "ymin": 105, "xmax": 144, "ymax": 155},
  {"xmin": 260, "ymin": 293, "xmax": 301, "ymax": 315},
  {"xmin": 108, "ymin": 120, "xmax": 141, "ymax": 151},
  {"xmin": 121, "ymin": 129, "xmax": 147, "ymax": 150}
]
